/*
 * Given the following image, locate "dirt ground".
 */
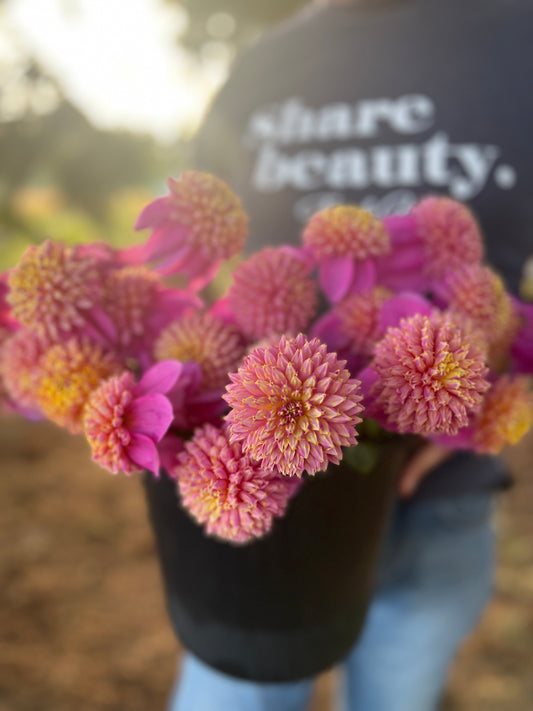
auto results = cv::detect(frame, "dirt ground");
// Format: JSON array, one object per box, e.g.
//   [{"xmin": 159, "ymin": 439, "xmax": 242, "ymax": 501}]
[{"xmin": 1, "ymin": 416, "xmax": 532, "ymax": 711}]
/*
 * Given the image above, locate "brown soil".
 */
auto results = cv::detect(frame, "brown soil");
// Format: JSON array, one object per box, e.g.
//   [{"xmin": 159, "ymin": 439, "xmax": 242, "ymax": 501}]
[{"xmin": 1, "ymin": 416, "xmax": 532, "ymax": 710}]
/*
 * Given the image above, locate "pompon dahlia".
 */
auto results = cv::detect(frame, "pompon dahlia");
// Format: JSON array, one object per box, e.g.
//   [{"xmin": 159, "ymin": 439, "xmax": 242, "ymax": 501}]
[
  {"xmin": 378, "ymin": 197, "xmax": 484, "ymax": 292},
  {"xmin": 7, "ymin": 239, "xmax": 115, "ymax": 343},
  {"xmin": 436, "ymin": 264, "xmax": 516, "ymax": 350},
  {"xmin": 302, "ymin": 205, "xmax": 390, "ymax": 302},
  {"xmin": 120, "ymin": 171, "xmax": 248, "ymax": 289},
  {"xmin": 335, "ymin": 287, "xmax": 392, "ymax": 358},
  {"xmin": 414, "ymin": 196, "xmax": 484, "ymax": 279},
  {"xmin": 84, "ymin": 360, "xmax": 181, "ymax": 475},
  {"xmin": 173, "ymin": 423, "xmax": 300, "ymax": 543},
  {"xmin": 104, "ymin": 266, "xmax": 199, "ymax": 364},
  {"xmin": 1, "ymin": 328, "xmax": 50, "ymax": 415},
  {"xmin": 472, "ymin": 376, "xmax": 533, "ymax": 454},
  {"xmin": 36, "ymin": 339, "xmax": 123, "ymax": 433},
  {"xmin": 227, "ymin": 247, "xmax": 318, "ymax": 341},
  {"xmin": 224, "ymin": 334, "xmax": 363, "ymax": 477},
  {"xmin": 372, "ymin": 313, "xmax": 489, "ymax": 436},
  {"xmin": 154, "ymin": 312, "xmax": 246, "ymax": 391}
]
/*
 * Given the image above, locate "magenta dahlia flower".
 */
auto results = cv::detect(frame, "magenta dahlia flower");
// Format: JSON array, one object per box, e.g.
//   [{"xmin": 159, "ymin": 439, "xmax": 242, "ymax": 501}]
[
  {"xmin": 173, "ymin": 423, "xmax": 300, "ymax": 543},
  {"xmin": 227, "ymin": 247, "xmax": 318, "ymax": 341},
  {"xmin": 377, "ymin": 197, "xmax": 484, "ymax": 291},
  {"xmin": 35, "ymin": 338, "xmax": 123, "ymax": 433},
  {"xmin": 84, "ymin": 360, "xmax": 182, "ymax": 475},
  {"xmin": 302, "ymin": 205, "xmax": 390, "ymax": 302},
  {"xmin": 104, "ymin": 266, "xmax": 200, "ymax": 366},
  {"xmin": 119, "ymin": 172, "xmax": 249, "ymax": 290},
  {"xmin": 371, "ymin": 312, "xmax": 490, "ymax": 436},
  {"xmin": 510, "ymin": 300, "xmax": 533, "ymax": 375},
  {"xmin": 224, "ymin": 334, "xmax": 363, "ymax": 477},
  {"xmin": 7, "ymin": 239, "xmax": 115, "ymax": 343}
]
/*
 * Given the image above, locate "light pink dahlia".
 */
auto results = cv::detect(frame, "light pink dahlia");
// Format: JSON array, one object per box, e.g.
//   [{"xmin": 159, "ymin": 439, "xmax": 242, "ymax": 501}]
[
  {"xmin": 372, "ymin": 313, "xmax": 490, "ymax": 436},
  {"xmin": 0, "ymin": 328, "xmax": 49, "ymax": 415},
  {"xmin": 121, "ymin": 172, "xmax": 249, "ymax": 289},
  {"xmin": 227, "ymin": 247, "xmax": 318, "ymax": 341},
  {"xmin": 7, "ymin": 239, "xmax": 115, "ymax": 343},
  {"xmin": 36, "ymin": 338, "xmax": 123, "ymax": 433},
  {"xmin": 336, "ymin": 287, "xmax": 392, "ymax": 358},
  {"xmin": 104, "ymin": 266, "xmax": 199, "ymax": 364},
  {"xmin": 302, "ymin": 205, "xmax": 390, "ymax": 302},
  {"xmin": 84, "ymin": 360, "xmax": 181, "ymax": 475},
  {"xmin": 224, "ymin": 334, "xmax": 363, "ymax": 477},
  {"xmin": 173, "ymin": 423, "xmax": 300, "ymax": 543},
  {"xmin": 154, "ymin": 312, "xmax": 246, "ymax": 391}
]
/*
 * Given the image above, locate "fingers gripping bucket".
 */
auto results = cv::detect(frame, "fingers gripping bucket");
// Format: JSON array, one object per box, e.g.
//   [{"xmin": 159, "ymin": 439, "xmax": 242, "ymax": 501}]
[{"xmin": 143, "ymin": 438, "xmax": 412, "ymax": 682}]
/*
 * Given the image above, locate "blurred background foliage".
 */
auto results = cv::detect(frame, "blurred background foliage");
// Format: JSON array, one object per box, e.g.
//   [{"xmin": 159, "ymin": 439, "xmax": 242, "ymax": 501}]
[{"xmin": 0, "ymin": 0, "xmax": 305, "ymax": 271}]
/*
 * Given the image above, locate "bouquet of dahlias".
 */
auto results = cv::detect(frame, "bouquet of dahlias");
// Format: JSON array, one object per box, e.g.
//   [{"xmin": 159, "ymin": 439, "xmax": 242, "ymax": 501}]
[{"xmin": 2, "ymin": 172, "xmax": 532, "ymax": 547}]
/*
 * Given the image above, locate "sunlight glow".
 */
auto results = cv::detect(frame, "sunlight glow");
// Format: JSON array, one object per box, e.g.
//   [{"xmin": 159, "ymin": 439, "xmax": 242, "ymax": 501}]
[{"xmin": 4, "ymin": 0, "xmax": 229, "ymax": 141}]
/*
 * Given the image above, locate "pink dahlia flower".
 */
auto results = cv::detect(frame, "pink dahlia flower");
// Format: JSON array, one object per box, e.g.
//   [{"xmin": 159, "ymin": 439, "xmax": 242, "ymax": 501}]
[
  {"xmin": 36, "ymin": 338, "xmax": 123, "ymax": 433},
  {"xmin": 154, "ymin": 311, "xmax": 246, "ymax": 391},
  {"xmin": 371, "ymin": 312, "xmax": 489, "ymax": 436},
  {"xmin": 84, "ymin": 360, "xmax": 182, "ymax": 475},
  {"xmin": 302, "ymin": 205, "xmax": 390, "ymax": 302},
  {"xmin": 173, "ymin": 423, "xmax": 300, "ymax": 544},
  {"xmin": 436, "ymin": 375, "xmax": 533, "ymax": 455},
  {"xmin": 224, "ymin": 334, "xmax": 363, "ymax": 477},
  {"xmin": 7, "ymin": 239, "xmax": 115, "ymax": 343},
  {"xmin": 104, "ymin": 266, "xmax": 200, "ymax": 366},
  {"xmin": 0, "ymin": 328, "xmax": 49, "ymax": 417},
  {"xmin": 377, "ymin": 197, "xmax": 484, "ymax": 291},
  {"xmin": 120, "ymin": 172, "xmax": 249, "ymax": 290},
  {"xmin": 227, "ymin": 247, "xmax": 318, "ymax": 341}
]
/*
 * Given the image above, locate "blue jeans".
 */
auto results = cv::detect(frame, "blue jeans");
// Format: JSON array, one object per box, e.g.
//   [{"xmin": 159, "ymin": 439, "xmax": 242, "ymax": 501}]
[{"xmin": 168, "ymin": 494, "xmax": 495, "ymax": 711}]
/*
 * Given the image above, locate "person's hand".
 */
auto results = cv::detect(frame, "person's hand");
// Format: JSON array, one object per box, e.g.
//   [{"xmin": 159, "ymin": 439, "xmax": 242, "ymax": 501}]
[{"xmin": 398, "ymin": 441, "xmax": 453, "ymax": 498}]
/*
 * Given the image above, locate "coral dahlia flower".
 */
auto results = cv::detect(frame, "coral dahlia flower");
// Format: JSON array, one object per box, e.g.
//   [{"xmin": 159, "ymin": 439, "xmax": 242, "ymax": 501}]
[
  {"xmin": 120, "ymin": 171, "xmax": 249, "ymax": 290},
  {"xmin": 7, "ymin": 239, "xmax": 115, "ymax": 343},
  {"xmin": 224, "ymin": 334, "xmax": 363, "ymax": 477},
  {"xmin": 173, "ymin": 424, "xmax": 300, "ymax": 543},
  {"xmin": 227, "ymin": 247, "xmax": 318, "ymax": 341},
  {"xmin": 302, "ymin": 205, "xmax": 390, "ymax": 302},
  {"xmin": 84, "ymin": 360, "xmax": 182, "ymax": 475},
  {"xmin": 371, "ymin": 313, "xmax": 489, "ymax": 436},
  {"xmin": 1, "ymin": 328, "xmax": 49, "ymax": 416}
]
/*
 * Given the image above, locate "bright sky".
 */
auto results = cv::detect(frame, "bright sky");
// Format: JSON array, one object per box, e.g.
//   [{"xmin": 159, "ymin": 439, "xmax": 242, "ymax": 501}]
[{"xmin": 2, "ymin": 0, "xmax": 230, "ymax": 142}]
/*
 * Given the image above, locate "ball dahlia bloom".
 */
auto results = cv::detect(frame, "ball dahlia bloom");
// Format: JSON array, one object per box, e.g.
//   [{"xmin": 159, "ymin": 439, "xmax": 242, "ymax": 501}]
[
  {"xmin": 0, "ymin": 328, "xmax": 49, "ymax": 417},
  {"xmin": 302, "ymin": 205, "xmax": 390, "ymax": 302},
  {"xmin": 377, "ymin": 197, "xmax": 484, "ymax": 292},
  {"xmin": 227, "ymin": 247, "xmax": 318, "ymax": 341},
  {"xmin": 371, "ymin": 312, "xmax": 490, "ymax": 436},
  {"xmin": 120, "ymin": 171, "xmax": 249, "ymax": 290},
  {"xmin": 435, "ymin": 375, "xmax": 533, "ymax": 455},
  {"xmin": 7, "ymin": 239, "xmax": 115, "ymax": 343},
  {"xmin": 154, "ymin": 311, "xmax": 246, "ymax": 391},
  {"xmin": 104, "ymin": 266, "xmax": 200, "ymax": 366},
  {"xmin": 84, "ymin": 360, "xmax": 182, "ymax": 475},
  {"xmin": 35, "ymin": 338, "xmax": 123, "ymax": 433},
  {"xmin": 173, "ymin": 423, "xmax": 300, "ymax": 544},
  {"xmin": 224, "ymin": 334, "xmax": 363, "ymax": 477}
]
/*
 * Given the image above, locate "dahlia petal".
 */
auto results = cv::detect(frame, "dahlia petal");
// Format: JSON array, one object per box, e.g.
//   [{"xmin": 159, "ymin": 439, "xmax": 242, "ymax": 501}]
[
  {"xmin": 127, "ymin": 393, "xmax": 174, "ymax": 441},
  {"xmin": 349, "ymin": 259, "xmax": 377, "ymax": 295},
  {"xmin": 134, "ymin": 360, "xmax": 183, "ymax": 397},
  {"xmin": 135, "ymin": 196, "xmax": 172, "ymax": 230},
  {"xmin": 379, "ymin": 292, "xmax": 433, "ymax": 331},
  {"xmin": 319, "ymin": 256, "xmax": 354, "ymax": 303},
  {"xmin": 127, "ymin": 433, "xmax": 161, "ymax": 475}
]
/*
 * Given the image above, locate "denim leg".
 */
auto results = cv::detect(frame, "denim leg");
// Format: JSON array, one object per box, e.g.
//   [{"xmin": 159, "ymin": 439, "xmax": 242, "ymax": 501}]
[
  {"xmin": 168, "ymin": 653, "xmax": 315, "ymax": 711},
  {"xmin": 340, "ymin": 494, "xmax": 495, "ymax": 711}
]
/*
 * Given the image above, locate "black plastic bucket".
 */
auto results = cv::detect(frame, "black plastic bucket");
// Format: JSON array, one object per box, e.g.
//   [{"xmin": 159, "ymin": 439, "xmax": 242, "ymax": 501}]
[{"xmin": 143, "ymin": 437, "xmax": 413, "ymax": 682}]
